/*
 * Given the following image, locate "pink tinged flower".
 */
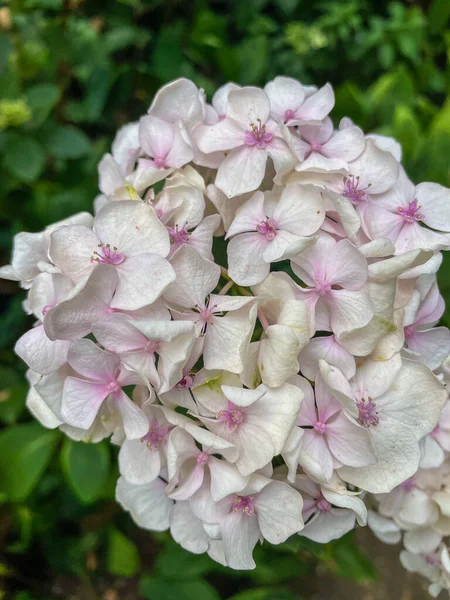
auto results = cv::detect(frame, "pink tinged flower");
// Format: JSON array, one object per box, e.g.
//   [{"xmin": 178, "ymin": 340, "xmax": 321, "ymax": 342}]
[
  {"xmin": 326, "ymin": 139, "xmax": 398, "ymax": 215},
  {"xmin": 319, "ymin": 355, "xmax": 447, "ymax": 493},
  {"xmin": 363, "ymin": 166, "xmax": 450, "ymax": 254},
  {"xmin": 197, "ymin": 382, "xmax": 303, "ymax": 476},
  {"xmin": 227, "ymin": 186, "xmax": 323, "ymax": 286},
  {"xmin": 116, "ymin": 475, "xmax": 173, "ymax": 532},
  {"xmin": 294, "ymin": 475, "xmax": 367, "ymax": 543},
  {"xmin": 130, "ymin": 116, "xmax": 194, "ymax": 191},
  {"xmin": 298, "ymin": 334, "xmax": 356, "ymax": 381},
  {"xmin": 291, "ymin": 118, "xmax": 365, "ymax": 173},
  {"xmin": 167, "ymin": 214, "xmax": 221, "ymax": 260},
  {"xmin": 165, "ymin": 425, "xmax": 244, "ymax": 502},
  {"xmin": 15, "ymin": 273, "xmax": 74, "ymax": 374},
  {"xmin": 0, "ymin": 212, "xmax": 94, "ymax": 285},
  {"xmin": 44, "ymin": 264, "xmax": 119, "ymax": 341},
  {"xmin": 118, "ymin": 407, "xmax": 173, "ymax": 485},
  {"xmin": 296, "ymin": 375, "xmax": 375, "ymax": 483},
  {"xmin": 147, "ymin": 77, "xmax": 204, "ymax": 134},
  {"xmin": 61, "ymin": 339, "xmax": 149, "ymax": 439},
  {"xmin": 264, "ymin": 76, "xmax": 335, "ymax": 126},
  {"xmin": 195, "ymin": 87, "xmax": 295, "ymax": 198},
  {"xmin": 403, "ymin": 281, "xmax": 450, "ymax": 371},
  {"xmin": 190, "ymin": 476, "xmax": 304, "ymax": 570},
  {"xmin": 291, "ymin": 233, "xmax": 373, "ymax": 339},
  {"xmin": 49, "ymin": 200, "xmax": 175, "ymax": 311},
  {"xmin": 93, "ymin": 313, "xmax": 195, "ymax": 393},
  {"xmin": 163, "ymin": 245, "xmax": 257, "ymax": 374}
]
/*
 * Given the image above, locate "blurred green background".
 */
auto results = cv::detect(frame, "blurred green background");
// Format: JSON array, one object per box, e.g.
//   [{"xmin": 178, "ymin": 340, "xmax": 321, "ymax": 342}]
[{"xmin": 0, "ymin": 0, "xmax": 449, "ymax": 598}]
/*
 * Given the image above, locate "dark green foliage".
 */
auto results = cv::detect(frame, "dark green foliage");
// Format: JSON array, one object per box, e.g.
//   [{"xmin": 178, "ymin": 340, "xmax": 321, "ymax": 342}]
[{"xmin": 0, "ymin": 0, "xmax": 449, "ymax": 597}]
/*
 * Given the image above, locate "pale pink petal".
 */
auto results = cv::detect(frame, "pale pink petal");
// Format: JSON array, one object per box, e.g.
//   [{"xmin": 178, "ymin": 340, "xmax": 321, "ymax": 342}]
[
  {"xmin": 49, "ymin": 226, "xmax": 98, "ymax": 283},
  {"xmin": 416, "ymin": 182, "xmax": 450, "ymax": 232},
  {"xmin": 68, "ymin": 339, "xmax": 119, "ymax": 381},
  {"xmin": 215, "ymin": 145, "xmax": 268, "ymax": 199},
  {"xmin": 118, "ymin": 438, "xmax": 161, "ymax": 484},
  {"xmin": 255, "ymin": 480, "xmax": 304, "ymax": 543},
  {"xmin": 113, "ymin": 389, "xmax": 150, "ymax": 439},
  {"xmin": 196, "ymin": 118, "xmax": 246, "ymax": 153},
  {"xmin": 221, "ymin": 511, "xmax": 260, "ymax": 570},
  {"xmin": 94, "ymin": 200, "xmax": 170, "ymax": 258},
  {"xmin": 112, "ymin": 253, "xmax": 175, "ymax": 310},
  {"xmin": 326, "ymin": 412, "xmax": 376, "ymax": 467},
  {"xmin": 15, "ymin": 325, "xmax": 70, "ymax": 375},
  {"xmin": 62, "ymin": 377, "xmax": 109, "ymax": 430}
]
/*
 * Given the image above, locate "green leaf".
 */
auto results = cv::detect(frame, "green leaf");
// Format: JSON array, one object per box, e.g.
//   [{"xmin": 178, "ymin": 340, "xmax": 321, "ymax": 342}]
[
  {"xmin": 393, "ymin": 104, "xmax": 421, "ymax": 162},
  {"xmin": 107, "ymin": 528, "xmax": 140, "ymax": 577},
  {"xmin": 330, "ymin": 534, "xmax": 377, "ymax": 582},
  {"xmin": 153, "ymin": 541, "xmax": 214, "ymax": 579},
  {"xmin": 0, "ymin": 32, "xmax": 13, "ymax": 76},
  {"xmin": 227, "ymin": 589, "xmax": 296, "ymax": 600},
  {"xmin": 152, "ymin": 26, "xmax": 185, "ymax": 81},
  {"xmin": 0, "ymin": 384, "xmax": 27, "ymax": 425},
  {"xmin": 236, "ymin": 36, "xmax": 268, "ymax": 85},
  {"xmin": 428, "ymin": 0, "xmax": 450, "ymax": 33},
  {"xmin": 2, "ymin": 134, "xmax": 46, "ymax": 183},
  {"xmin": 41, "ymin": 125, "xmax": 91, "ymax": 159},
  {"xmin": 60, "ymin": 439, "xmax": 110, "ymax": 504},
  {"xmin": 25, "ymin": 84, "xmax": 60, "ymax": 126},
  {"xmin": 0, "ymin": 423, "xmax": 60, "ymax": 502},
  {"xmin": 139, "ymin": 576, "xmax": 220, "ymax": 600}
]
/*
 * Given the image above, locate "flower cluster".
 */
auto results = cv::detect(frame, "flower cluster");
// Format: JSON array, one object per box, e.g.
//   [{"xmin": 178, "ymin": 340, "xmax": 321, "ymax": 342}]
[{"xmin": 2, "ymin": 77, "xmax": 450, "ymax": 583}]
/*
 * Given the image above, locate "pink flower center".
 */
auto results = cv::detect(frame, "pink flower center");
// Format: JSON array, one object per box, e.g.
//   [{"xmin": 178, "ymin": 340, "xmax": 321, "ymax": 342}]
[
  {"xmin": 315, "ymin": 275, "xmax": 332, "ymax": 296},
  {"xmin": 197, "ymin": 452, "xmax": 209, "ymax": 465},
  {"xmin": 91, "ymin": 243, "xmax": 125, "ymax": 265},
  {"xmin": 142, "ymin": 419, "xmax": 170, "ymax": 450},
  {"xmin": 400, "ymin": 477, "xmax": 416, "ymax": 491},
  {"xmin": 404, "ymin": 324, "xmax": 417, "ymax": 345},
  {"xmin": 153, "ymin": 156, "xmax": 167, "ymax": 169},
  {"xmin": 313, "ymin": 421, "xmax": 327, "ymax": 434},
  {"xmin": 356, "ymin": 397, "xmax": 379, "ymax": 427},
  {"xmin": 245, "ymin": 118, "xmax": 273, "ymax": 149},
  {"xmin": 431, "ymin": 425, "xmax": 440, "ymax": 439},
  {"xmin": 176, "ymin": 374, "xmax": 194, "ymax": 389},
  {"xmin": 316, "ymin": 495, "xmax": 331, "ymax": 513},
  {"xmin": 42, "ymin": 304, "xmax": 53, "ymax": 315},
  {"xmin": 397, "ymin": 199, "xmax": 423, "ymax": 223},
  {"xmin": 168, "ymin": 225, "xmax": 191, "ymax": 248},
  {"xmin": 284, "ymin": 109, "xmax": 295, "ymax": 122},
  {"xmin": 342, "ymin": 175, "xmax": 371, "ymax": 205},
  {"xmin": 310, "ymin": 141, "xmax": 322, "ymax": 153},
  {"xmin": 145, "ymin": 340, "xmax": 159, "ymax": 353},
  {"xmin": 106, "ymin": 379, "xmax": 120, "ymax": 394},
  {"xmin": 256, "ymin": 217, "xmax": 277, "ymax": 240},
  {"xmin": 424, "ymin": 552, "xmax": 441, "ymax": 566},
  {"xmin": 217, "ymin": 402, "xmax": 245, "ymax": 433},
  {"xmin": 233, "ymin": 495, "xmax": 255, "ymax": 515}
]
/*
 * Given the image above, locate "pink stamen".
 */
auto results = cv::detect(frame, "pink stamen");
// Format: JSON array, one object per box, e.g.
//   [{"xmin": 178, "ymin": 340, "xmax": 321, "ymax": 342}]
[
  {"xmin": 91, "ymin": 243, "xmax": 125, "ymax": 265},
  {"xmin": 397, "ymin": 200, "xmax": 423, "ymax": 223},
  {"xmin": 256, "ymin": 217, "xmax": 277, "ymax": 240},
  {"xmin": 357, "ymin": 397, "xmax": 379, "ymax": 427},
  {"xmin": 142, "ymin": 419, "xmax": 170, "ymax": 450},
  {"xmin": 400, "ymin": 477, "xmax": 416, "ymax": 491},
  {"xmin": 424, "ymin": 552, "xmax": 441, "ymax": 566},
  {"xmin": 314, "ymin": 421, "xmax": 327, "ymax": 434},
  {"xmin": 316, "ymin": 495, "xmax": 331, "ymax": 513},
  {"xmin": 217, "ymin": 402, "xmax": 245, "ymax": 433},
  {"xmin": 176, "ymin": 373, "xmax": 194, "ymax": 389},
  {"xmin": 284, "ymin": 109, "xmax": 295, "ymax": 122},
  {"xmin": 153, "ymin": 156, "xmax": 167, "ymax": 169},
  {"xmin": 197, "ymin": 452, "xmax": 209, "ymax": 465},
  {"xmin": 168, "ymin": 225, "xmax": 191, "ymax": 248},
  {"xmin": 233, "ymin": 495, "xmax": 255, "ymax": 515},
  {"xmin": 342, "ymin": 175, "xmax": 371, "ymax": 205},
  {"xmin": 310, "ymin": 141, "xmax": 322, "ymax": 153},
  {"xmin": 42, "ymin": 304, "xmax": 53, "ymax": 315},
  {"xmin": 245, "ymin": 118, "xmax": 273, "ymax": 149}
]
